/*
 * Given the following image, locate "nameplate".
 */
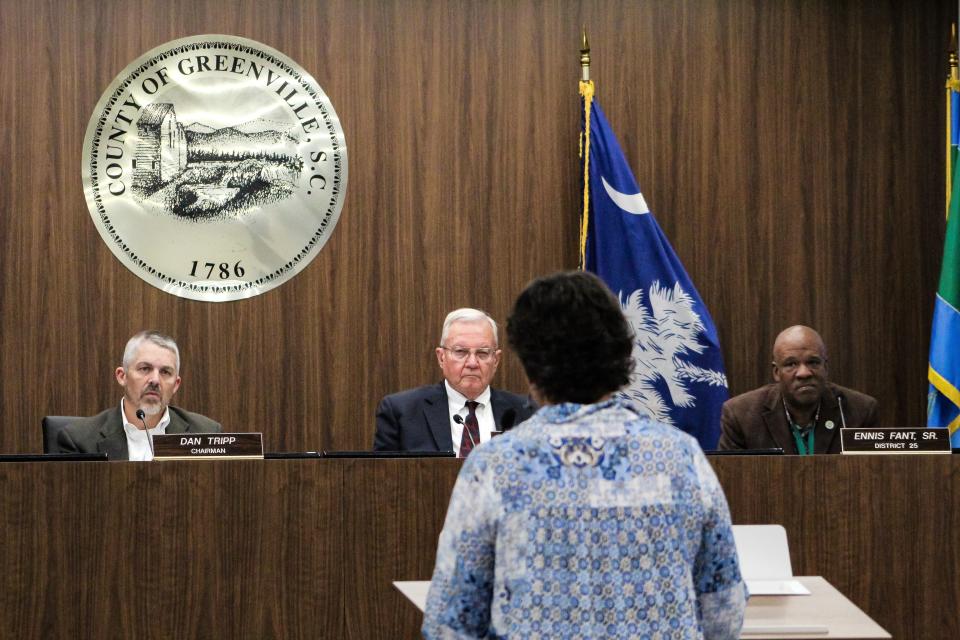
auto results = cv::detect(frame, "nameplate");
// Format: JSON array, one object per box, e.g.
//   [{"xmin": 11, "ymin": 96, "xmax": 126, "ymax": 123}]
[
  {"xmin": 841, "ymin": 428, "xmax": 951, "ymax": 454},
  {"xmin": 152, "ymin": 433, "xmax": 264, "ymax": 460}
]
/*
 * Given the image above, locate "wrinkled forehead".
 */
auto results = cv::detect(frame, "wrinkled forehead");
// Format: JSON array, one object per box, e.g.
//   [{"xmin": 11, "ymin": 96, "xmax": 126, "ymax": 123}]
[{"xmin": 445, "ymin": 320, "xmax": 497, "ymax": 346}]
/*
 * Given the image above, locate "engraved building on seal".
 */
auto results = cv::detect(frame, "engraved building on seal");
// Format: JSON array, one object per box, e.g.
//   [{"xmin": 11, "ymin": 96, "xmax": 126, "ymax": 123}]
[{"xmin": 134, "ymin": 103, "xmax": 187, "ymax": 191}]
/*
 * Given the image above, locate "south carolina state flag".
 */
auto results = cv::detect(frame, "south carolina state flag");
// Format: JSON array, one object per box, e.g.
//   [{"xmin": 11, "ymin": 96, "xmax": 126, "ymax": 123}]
[{"xmin": 579, "ymin": 80, "xmax": 728, "ymax": 449}]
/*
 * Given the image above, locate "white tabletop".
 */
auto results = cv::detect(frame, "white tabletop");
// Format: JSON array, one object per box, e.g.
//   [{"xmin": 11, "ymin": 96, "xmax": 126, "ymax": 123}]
[{"xmin": 742, "ymin": 576, "xmax": 889, "ymax": 639}]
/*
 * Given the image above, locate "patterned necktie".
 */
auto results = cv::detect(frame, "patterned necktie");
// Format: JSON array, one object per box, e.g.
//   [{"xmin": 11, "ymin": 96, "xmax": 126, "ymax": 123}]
[{"xmin": 458, "ymin": 401, "xmax": 481, "ymax": 458}]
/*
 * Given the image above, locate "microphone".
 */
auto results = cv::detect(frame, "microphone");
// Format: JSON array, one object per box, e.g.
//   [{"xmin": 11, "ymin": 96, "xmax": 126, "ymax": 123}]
[
  {"xmin": 453, "ymin": 414, "xmax": 477, "ymax": 449},
  {"xmin": 499, "ymin": 408, "xmax": 517, "ymax": 433},
  {"xmin": 836, "ymin": 392, "xmax": 848, "ymax": 429},
  {"xmin": 135, "ymin": 409, "xmax": 156, "ymax": 459}
]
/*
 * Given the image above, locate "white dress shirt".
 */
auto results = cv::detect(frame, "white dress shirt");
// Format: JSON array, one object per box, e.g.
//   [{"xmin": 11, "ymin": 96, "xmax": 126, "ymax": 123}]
[
  {"xmin": 120, "ymin": 398, "xmax": 171, "ymax": 461},
  {"xmin": 444, "ymin": 381, "xmax": 494, "ymax": 455}
]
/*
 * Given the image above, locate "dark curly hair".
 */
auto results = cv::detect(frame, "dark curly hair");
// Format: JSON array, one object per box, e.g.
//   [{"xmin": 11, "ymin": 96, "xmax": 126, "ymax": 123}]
[{"xmin": 507, "ymin": 271, "xmax": 634, "ymax": 404}]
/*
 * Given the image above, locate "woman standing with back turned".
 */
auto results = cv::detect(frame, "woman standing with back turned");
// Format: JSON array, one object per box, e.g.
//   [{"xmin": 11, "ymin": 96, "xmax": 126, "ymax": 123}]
[{"xmin": 423, "ymin": 271, "xmax": 746, "ymax": 639}]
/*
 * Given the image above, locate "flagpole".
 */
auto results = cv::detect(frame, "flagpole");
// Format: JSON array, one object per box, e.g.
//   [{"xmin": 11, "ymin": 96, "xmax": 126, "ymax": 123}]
[
  {"xmin": 579, "ymin": 29, "xmax": 594, "ymax": 268},
  {"xmin": 947, "ymin": 23, "xmax": 958, "ymax": 218}
]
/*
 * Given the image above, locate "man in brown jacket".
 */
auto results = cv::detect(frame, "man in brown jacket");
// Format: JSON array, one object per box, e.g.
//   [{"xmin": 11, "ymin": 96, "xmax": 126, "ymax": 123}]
[{"xmin": 718, "ymin": 325, "xmax": 878, "ymax": 454}]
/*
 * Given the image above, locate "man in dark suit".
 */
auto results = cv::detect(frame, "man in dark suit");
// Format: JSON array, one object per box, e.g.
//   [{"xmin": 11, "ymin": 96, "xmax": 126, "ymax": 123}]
[
  {"xmin": 374, "ymin": 309, "xmax": 536, "ymax": 456},
  {"xmin": 57, "ymin": 330, "xmax": 221, "ymax": 460},
  {"xmin": 718, "ymin": 325, "xmax": 877, "ymax": 454}
]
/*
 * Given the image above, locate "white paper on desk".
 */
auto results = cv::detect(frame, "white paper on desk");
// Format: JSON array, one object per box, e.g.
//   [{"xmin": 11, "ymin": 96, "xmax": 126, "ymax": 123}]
[
  {"xmin": 394, "ymin": 580, "xmax": 430, "ymax": 612},
  {"xmin": 733, "ymin": 525, "xmax": 810, "ymax": 595},
  {"xmin": 745, "ymin": 579, "xmax": 811, "ymax": 595}
]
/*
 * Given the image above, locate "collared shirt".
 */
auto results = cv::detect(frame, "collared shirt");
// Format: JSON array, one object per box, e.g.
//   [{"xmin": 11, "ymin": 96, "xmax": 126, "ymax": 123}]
[
  {"xmin": 423, "ymin": 398, "xmax": 747, "ymax": 639},
  {"xmin": 120, "ymin": 398, "xmax": 171, "ymax": 461},
  {"xmin": 444, "ymin": 381, "xmax": 494, "ymax": 451}
]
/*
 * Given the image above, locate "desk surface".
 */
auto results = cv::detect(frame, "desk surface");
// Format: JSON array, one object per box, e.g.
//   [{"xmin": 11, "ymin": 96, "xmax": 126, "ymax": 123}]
[
  {"xmin": 744, "ymin": 577, "xmax": 890, "ymax": 639},
  {"xmin": 395, "ymin": 576, "xmax": 890, "ymax": 639}
]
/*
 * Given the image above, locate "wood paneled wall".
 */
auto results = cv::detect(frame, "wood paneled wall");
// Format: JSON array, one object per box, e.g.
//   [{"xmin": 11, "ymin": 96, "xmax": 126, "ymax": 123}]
[{"xmin": 0, "ymin": 0, "xmax": 952, "ymax": 453}]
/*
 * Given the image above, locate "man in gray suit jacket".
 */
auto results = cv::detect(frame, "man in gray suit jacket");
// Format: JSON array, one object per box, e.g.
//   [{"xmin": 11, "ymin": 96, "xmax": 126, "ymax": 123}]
[
  {"xmin": 57, "ymin": 330, "xmax": 221, "ymax": 460},
  {"xmin": 374, "ymin": 308, "xmax": 536, "ymax": 455}
]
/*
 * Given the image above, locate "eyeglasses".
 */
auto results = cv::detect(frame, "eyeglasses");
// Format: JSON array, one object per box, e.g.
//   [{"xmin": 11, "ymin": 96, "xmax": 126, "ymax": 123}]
[{"xmin": 441, "ymin": 346, "xmax": 496, "ymax": 362}]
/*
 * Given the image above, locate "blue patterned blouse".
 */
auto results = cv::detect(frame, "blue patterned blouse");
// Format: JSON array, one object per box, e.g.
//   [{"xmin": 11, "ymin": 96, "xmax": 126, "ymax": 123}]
[{"xmin": 422, "ymin": 399, "xmax": 746, "ymax": 639}]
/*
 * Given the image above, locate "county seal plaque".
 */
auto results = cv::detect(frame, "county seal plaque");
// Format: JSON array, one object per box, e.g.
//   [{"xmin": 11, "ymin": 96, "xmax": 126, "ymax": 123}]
[{"xmin": 81, "ymin": 35, "xmax": 347, "ymax": 301}]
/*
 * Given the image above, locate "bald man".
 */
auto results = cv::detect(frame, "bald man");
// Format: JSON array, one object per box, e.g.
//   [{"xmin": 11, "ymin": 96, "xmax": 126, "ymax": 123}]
[{"xmin": 718, "ymin": 326, "xmax": 878, "ymax": 454}]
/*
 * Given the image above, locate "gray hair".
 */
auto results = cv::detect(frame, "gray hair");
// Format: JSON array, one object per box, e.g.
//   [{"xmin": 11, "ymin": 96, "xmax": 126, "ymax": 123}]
[
  {"xmin": 122, "ymin": 330, "xmax": 181, "ymax": 373},
  {"xmin": 440, "ymin": 308, "xmax": 498, "ymax": 347}
]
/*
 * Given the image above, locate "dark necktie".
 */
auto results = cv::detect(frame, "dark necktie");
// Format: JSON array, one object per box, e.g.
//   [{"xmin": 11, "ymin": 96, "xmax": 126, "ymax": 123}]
[{"xmin": 458, "ymin": 401, "xmax": 481, "ymax": 458}]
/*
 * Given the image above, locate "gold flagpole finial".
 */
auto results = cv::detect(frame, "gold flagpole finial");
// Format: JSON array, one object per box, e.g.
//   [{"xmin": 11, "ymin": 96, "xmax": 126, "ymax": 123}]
[
  {"xmin": 950, "ymin": 23, "xmax": 958, "ymax": 80},
  {"xmin": 951, "ymin": 23, "xmax": 957, "ymax": 58},
  {"xmin": 580, "ymin": 27, "xmax": 591, "ymax": 82}
]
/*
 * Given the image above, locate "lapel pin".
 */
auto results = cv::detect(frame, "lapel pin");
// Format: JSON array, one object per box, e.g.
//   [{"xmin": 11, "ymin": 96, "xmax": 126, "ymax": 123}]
[{"xmin": 825, "ymin": 420, "xmax": 835, "ymax": 430}]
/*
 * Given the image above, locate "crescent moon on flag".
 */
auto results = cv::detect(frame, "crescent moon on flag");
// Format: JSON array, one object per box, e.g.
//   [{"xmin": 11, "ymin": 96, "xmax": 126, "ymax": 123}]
[{"xmin": 602, "ymin": 176, "xmax": 650, "ymax": 215}]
